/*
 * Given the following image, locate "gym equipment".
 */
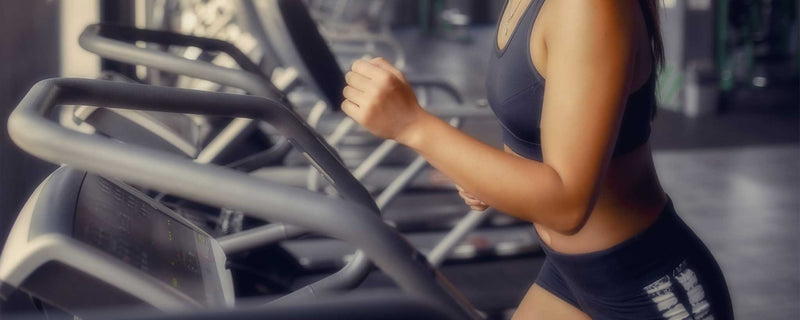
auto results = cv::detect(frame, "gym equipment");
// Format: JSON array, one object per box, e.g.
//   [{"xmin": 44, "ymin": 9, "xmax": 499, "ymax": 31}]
[
  {"xmin": 77, "ymin": 28, "xmax": 537, "ymax": 278},
  {"xmin": 76, "ymin": 23, "xmax": 537, "ymax": 271},
  {"xmin": 217, "ymin": 0, "xmax": 492, "ymax": 197},
  {"xmin": 238, "ymin": 0, "xmax": 456, "ymax": 123},
  {"xmin": 76, "ymin": 22, "xmax": 538, "ymax": 259},
  {"xmin": 77, "ymin": 23, "xmax": 499, "ymax": 218},
  {"xmin": 0, "ymin": 78, "xmax": 482, "ymax": 319},
  {"xmin": 303, "ymin": 0, "xmax": 407, "ymax": 70},
  {"xmin": 79, "ymin": 0, "xmax": 537, "ymax": 266},
  {"xmin": 227, "ymin": 1, "xmax": 537, "ymax": 263},
  {"xmin": 140, "ymin": 0, "xmax": 268, "ymax": 90},
  {"xmin": 76, "ymin": 24, "xmax": 292, "ymax": 171}
]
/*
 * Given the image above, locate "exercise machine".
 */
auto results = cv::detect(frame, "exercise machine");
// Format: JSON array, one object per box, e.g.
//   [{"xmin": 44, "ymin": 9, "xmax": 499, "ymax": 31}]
[{"xmin": 1, "ymin": 78, "xmax": 482, "ymax": 319}]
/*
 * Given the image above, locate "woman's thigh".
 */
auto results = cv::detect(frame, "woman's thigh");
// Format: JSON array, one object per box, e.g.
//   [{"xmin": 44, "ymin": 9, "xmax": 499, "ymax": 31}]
[{"xmin": 511, "ymin": 284, "xmax": 592, "ymax": 320}]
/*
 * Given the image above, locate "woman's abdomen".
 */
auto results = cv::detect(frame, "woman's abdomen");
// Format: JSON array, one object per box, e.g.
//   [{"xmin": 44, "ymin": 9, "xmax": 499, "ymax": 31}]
[{"xmin": 505, "ymin": 143, "xmax": 668, "ymax": 254}]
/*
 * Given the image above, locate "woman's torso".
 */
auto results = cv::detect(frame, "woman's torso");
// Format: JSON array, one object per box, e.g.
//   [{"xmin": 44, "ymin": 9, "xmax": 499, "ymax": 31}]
[{"xmin": 489, "ymin": 0, "xmax": 668, "ymax": 254}]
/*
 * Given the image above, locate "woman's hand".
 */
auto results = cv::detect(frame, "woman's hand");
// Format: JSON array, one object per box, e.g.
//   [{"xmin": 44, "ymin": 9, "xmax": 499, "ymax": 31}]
[
  {"xmin": 456, "ymin": 185, "xmax": 489, "ymax": 212},
  {"xmin": 341, "ymin": 57, "xmax": 430, "ymax": 144}
]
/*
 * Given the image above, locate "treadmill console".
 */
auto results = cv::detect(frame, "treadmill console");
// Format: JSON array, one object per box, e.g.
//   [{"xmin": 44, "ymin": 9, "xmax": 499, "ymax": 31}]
[
  {"xmin": 0, "ymin": 168, "xmax": 233, "ymax": 316},
  {"xmin": 73, "ymin": 174, "xmax": 227, "ymax": 306}
]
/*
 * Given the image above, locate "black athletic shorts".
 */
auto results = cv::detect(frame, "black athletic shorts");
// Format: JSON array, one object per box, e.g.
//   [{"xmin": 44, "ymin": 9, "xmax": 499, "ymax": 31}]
[{"xmin": 535, "ymin": 198, "xmax": 734, "ymax": 319}]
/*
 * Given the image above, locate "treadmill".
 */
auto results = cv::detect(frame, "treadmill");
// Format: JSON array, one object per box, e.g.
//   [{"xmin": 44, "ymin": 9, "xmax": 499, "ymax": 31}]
[
  {"xmin": 0, "ymin": 78, "xmax": 481, "ymax": 320},
  {"xmin": 75, "ymin": 24, "xmax": 539, "ymax": 282}
]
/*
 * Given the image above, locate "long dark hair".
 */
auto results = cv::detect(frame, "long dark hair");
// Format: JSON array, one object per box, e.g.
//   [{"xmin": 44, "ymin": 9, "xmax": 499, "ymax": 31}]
[
  {"xmin": 641, "ymin": 0, "xmax": 664, "ymax": 119},
  {"xmin": 641, "ymin": 0, "xmax": 665, "ymax": 70}
]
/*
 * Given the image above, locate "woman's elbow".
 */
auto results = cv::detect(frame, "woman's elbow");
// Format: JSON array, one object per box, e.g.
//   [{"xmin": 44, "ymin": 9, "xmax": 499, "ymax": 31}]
[{"xmin": 542, "ymin": 201, "xmax": 593, "ymax": 236}]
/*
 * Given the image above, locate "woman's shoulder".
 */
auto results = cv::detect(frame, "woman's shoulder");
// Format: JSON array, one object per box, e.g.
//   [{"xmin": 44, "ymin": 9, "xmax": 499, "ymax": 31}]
[{"xmin": 536, "ymin": 0, "xmax": 640, "ymax": 37}]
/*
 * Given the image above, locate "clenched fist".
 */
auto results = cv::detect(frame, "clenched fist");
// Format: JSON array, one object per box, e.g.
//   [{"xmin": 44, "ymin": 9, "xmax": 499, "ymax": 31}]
[
  {"xmin": 456, "ymin": 185, "xmax": 489, "ymax": 212},
  {"xmin": 341, "ymin": 57, "xmax": 430, "ymax": 144}
]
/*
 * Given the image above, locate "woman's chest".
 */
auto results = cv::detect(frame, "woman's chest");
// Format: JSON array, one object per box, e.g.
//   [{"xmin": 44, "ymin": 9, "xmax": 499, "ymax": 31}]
[{"xmin": 486, "ymin": 0, "xmax": 549, "ymax": 137}]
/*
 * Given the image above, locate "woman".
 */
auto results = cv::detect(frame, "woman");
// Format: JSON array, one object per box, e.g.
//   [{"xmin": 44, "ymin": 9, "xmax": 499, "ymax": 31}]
[{"xmin": 340, "ymin": 0, "xmax": 733, "ymax": 318}]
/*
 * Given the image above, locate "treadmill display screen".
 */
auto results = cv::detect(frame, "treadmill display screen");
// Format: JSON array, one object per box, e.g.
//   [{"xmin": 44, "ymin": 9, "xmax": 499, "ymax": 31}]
[{"xmin": 73, "ymin": 174, "xmax": 224, "ymax": 306}]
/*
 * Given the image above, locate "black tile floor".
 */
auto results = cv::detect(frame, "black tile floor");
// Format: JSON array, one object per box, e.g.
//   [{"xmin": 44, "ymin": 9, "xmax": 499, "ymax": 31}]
[{"xmin": 391, "ymin": 25, "xmax": 800, "ymax": 319}]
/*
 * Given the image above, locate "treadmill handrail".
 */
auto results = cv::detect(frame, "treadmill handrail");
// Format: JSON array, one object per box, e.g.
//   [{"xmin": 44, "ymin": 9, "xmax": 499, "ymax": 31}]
[
  {"xmin": 79, "ymin": 23, "xmax": 300, "ymax": 169},
  {"xmin": 8, "ymin": 78, "xmax": 480, "ymax": 319},
  {"xmin": 79, "ymin": 23, "xmax": 282, "ymax": 100},
  {"xmin": 11, "ymin": 78, "xmax": 378, "ymax": 216}
]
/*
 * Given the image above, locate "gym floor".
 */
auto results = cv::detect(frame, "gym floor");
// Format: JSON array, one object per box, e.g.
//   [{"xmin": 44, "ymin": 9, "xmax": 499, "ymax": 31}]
[{"xmin": 393, "ymin": 26, "xmax": 800, "ymax": 319}]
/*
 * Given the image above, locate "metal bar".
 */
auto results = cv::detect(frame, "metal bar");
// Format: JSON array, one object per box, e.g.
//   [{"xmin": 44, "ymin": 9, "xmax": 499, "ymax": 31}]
[
  {"xmin": 426, "ymin": 210, "xmax": 493, "ymax": 267},
  {"xmin": 375, "ymin": 156, "xmax": 429, "ymax": 209},
  {"xmin": 218, "ymin": 223, "xmax": 304, "ymax": 255},
  {"xmin": 79, "ymin": 23, "xmax": 281, "ymax": 99},
  {"xmin": 352, "ymin": 140, "xmax": 399, "ymax": 180}
]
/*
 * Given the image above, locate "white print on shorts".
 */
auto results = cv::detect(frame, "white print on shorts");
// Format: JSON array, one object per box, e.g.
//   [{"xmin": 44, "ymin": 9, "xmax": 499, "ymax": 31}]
[
  {"xmin": 674, "ymin": 261, "xmax": 713, "ymax": 320},
  {"xmin": 643, "ymin": 260, "xmax": 713, "ymax": 320},
  {"xmin": 644, "ymin": 275, "xmax": 691, "ymax": 320}
]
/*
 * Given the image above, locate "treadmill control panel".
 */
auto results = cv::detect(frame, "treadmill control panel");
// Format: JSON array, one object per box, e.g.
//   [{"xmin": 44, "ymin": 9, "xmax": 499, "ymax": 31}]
[{"xmin": 73, "ymin": 174, "xmax": 225, "ymax": 306}]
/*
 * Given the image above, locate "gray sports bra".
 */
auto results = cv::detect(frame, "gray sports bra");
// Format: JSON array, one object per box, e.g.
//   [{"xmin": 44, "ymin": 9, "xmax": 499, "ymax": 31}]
[{"xmin": 486, "ymin": 0, "xmax": 655, "ymax": 161}]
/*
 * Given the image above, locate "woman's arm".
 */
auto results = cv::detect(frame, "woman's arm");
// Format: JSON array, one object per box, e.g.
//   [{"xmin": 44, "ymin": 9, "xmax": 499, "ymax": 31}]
[{"xmin": 341, "ymin": 0, "xmax": 640, "ymax": 235}]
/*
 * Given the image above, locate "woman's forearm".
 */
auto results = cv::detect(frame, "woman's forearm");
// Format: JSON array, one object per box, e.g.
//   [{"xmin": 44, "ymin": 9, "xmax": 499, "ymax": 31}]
[
  {"xmin": 399, "ymin": 112, "xmax": 588, "ymax": 234},
  {"xmin": 339, "ymin": 46, "xmax": 630, "ymax": 235}
]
